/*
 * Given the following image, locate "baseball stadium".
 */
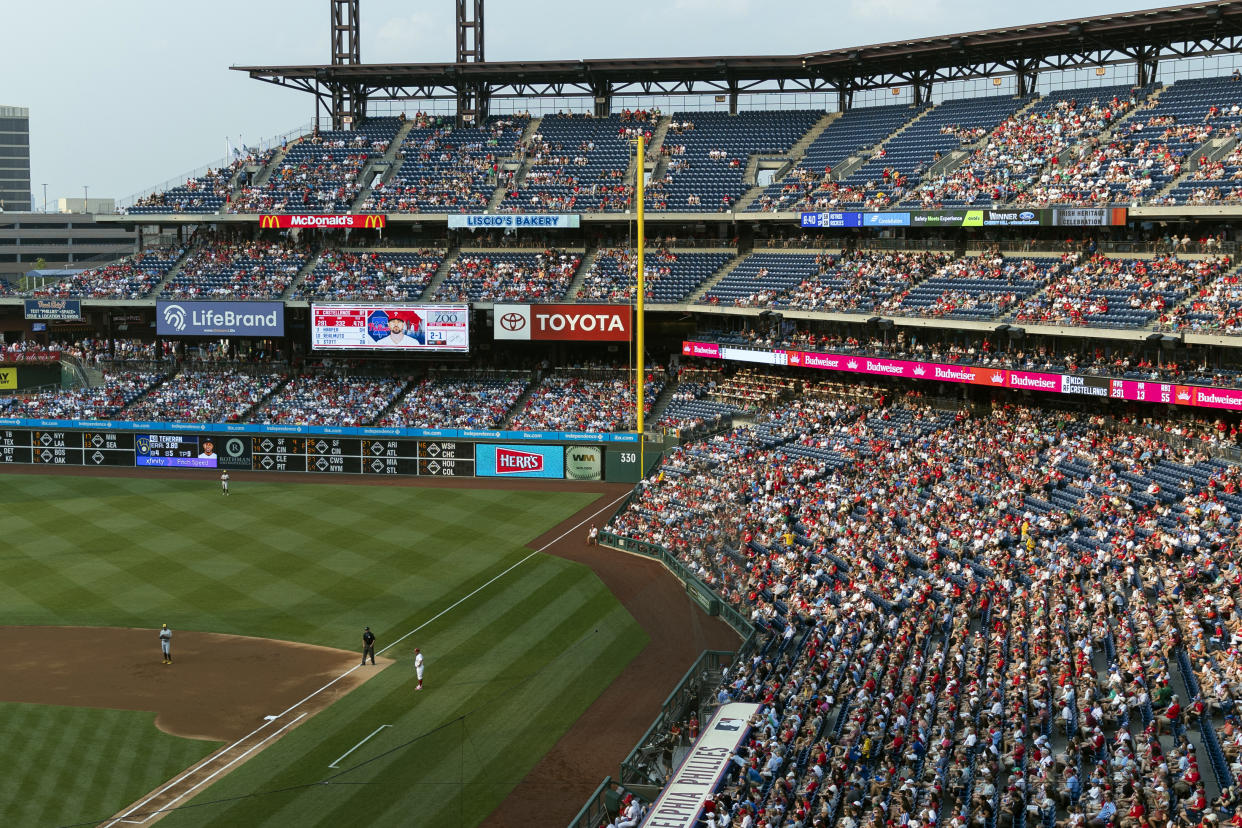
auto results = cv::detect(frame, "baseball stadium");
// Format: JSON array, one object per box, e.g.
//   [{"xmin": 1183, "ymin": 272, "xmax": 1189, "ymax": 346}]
[{"xmin": 9, "ymin": 2, "xmax": 1242, "ymax": 826}]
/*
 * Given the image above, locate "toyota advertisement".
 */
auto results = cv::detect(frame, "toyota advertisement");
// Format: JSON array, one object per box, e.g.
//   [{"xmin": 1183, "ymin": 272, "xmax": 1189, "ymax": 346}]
[
  {"xmin": 157, "ymin": 301, "xmax": 285, "ymax": 337},
  {"xmin": 493, "ymin": 304, "xmax": 632, "ymax": 341},
  {"xmin": 476, "ymin": 444, "xmax": 567, "ymax": 478},
  {"xmin": 310, "ymin": 304, "xmax": 470, "ymax": 352}
]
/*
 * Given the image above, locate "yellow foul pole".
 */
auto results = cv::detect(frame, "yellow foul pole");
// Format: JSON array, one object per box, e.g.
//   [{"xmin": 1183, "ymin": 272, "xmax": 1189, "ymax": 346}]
[{"xmin": 635, "ymin": 135, "xmax": 646, "ymax": 468}]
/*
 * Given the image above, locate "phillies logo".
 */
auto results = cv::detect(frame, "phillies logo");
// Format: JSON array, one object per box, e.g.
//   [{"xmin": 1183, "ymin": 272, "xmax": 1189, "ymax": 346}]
[
  {"xmin": 500, "ymin": 312, "xmax": 526, "ymax": 332},
  {"xmin": 496, "ymin": 448, "xmax": 544, "ymax": 473}
]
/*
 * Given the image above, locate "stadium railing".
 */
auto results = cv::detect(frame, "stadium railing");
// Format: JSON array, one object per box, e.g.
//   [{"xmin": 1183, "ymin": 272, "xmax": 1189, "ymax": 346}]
[
  {"xmin": 617, "ymin": 649, "xmax": 743, "ymax": 790},
  {"xmin": 566, "ymin": 776, "xmax": 615, "ymax": 828}
]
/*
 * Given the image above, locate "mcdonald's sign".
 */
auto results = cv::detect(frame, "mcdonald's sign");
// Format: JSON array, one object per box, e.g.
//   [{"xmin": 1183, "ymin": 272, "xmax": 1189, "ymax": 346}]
[{"xmin": 257, "ymin": 214, "xmax": 387, "ymax": 229}]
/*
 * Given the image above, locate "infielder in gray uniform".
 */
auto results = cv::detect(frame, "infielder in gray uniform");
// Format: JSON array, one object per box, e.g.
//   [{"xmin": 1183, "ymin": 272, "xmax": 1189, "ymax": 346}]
[{"xmin": 160, "ymin": 623, "xmax": 172, "ymax": 664}]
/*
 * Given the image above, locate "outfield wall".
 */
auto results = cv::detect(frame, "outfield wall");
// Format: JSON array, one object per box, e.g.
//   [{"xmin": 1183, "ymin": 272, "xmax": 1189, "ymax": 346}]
[{"xmin": 0, "ymin": 422, "xmax": 646, "ymax": 482}]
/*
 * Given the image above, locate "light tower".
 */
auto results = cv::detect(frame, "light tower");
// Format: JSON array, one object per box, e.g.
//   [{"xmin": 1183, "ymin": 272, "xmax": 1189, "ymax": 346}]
[
  {"xmin": 456, "ymin": 0, "xmax": 487, "ymax": 126},
  {"xmin": 329, "ymin": 0, "xmax": 363, "ymax": 129}
]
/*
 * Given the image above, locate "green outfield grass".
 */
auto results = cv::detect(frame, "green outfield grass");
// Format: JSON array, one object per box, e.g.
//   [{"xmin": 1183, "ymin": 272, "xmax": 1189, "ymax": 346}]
[
  {"xmin": 0, "ymin": 704, "xmax": 221, "ymax": 828},
  {"xmin": 0, "ymin": 474, "xmax": 647, "ymax": 828}
]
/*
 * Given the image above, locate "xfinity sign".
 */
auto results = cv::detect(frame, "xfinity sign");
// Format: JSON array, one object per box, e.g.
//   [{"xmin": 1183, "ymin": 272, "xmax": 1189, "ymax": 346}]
[
  {"xmin": 493, "ymin": 303, "xmax": 631, "ymax": 342},
  {"xmin": 157, "ymin": 301, "xmax": 285, "ymax": 337}
]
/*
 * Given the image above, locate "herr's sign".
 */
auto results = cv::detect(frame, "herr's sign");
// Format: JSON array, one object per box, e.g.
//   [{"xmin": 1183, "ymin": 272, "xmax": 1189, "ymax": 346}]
[
  {"xmin": 493, "ymin": 304, "xmax": 631, "ymax": 342},
  {"xmin": 447, "ymin": 214, "xmax": 581, "ymax": 230},
  {"xmin": 157, "ymin": 302, "xmax": 285, "ymax": 337},
  {"xmin": 259, "ymin": 214, "xmax": 386, "ymax": 229},
  {"xmin": 24, "ymin": 299, "xmax": 82, "ymax": 321}
]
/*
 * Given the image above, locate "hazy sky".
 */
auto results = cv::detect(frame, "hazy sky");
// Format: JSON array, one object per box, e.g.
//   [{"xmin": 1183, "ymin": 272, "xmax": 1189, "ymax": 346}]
[{"xmin": 3, "ymin": 0, "xmax": 1173, "ymax": 207}]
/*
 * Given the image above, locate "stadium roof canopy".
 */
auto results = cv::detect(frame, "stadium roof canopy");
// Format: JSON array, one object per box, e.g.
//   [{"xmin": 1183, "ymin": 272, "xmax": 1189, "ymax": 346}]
[{"xmin": 235, "ymin": 2, "xmax": 1242, "ymax": 125}]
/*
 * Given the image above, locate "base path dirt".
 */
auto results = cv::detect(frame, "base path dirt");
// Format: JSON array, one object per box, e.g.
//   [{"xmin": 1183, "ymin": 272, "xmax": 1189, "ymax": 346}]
[{"xmin": 0, "ymin": 627, "xmax": 388, "ymax": 741}]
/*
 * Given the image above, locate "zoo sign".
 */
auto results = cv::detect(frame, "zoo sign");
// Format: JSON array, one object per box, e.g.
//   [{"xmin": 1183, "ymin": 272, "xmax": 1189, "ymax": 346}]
[{"xmin": 492, "ymin": 304, "xmax": 632, "ymax": 342}]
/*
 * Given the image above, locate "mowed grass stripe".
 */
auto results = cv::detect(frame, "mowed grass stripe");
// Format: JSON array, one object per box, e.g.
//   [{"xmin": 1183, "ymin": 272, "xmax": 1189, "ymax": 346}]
[
  {"xmin": 159, "ymin": 558, "xmax": 645, "ymax": 828},
  {"xmin": 404, "ymin": 600, "xmax": 647, "ymax": 828},
  {"xmin": 0, "ymin": 704, "xmax": 220, "ymax": 827},
  {"xmin": 180, "ymin": 560, "xmax": 587, "ymax": 825}
]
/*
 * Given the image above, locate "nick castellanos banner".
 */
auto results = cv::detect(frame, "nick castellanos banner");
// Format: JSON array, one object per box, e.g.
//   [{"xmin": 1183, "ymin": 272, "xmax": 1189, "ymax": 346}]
[
  {"xmin": 493, "ymin": 304, "xmax": 631, "ymax": 341},
  {"xmin": 259, "ymin": 214, "xmax": 386, "ymax": 230}
]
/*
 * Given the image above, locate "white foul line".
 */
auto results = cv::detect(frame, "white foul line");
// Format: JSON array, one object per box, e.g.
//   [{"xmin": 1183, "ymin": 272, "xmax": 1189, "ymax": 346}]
[
  {"xmin": 102, "ymin": 714, "xmax": 306, "ymax": 827},
  {"xmin": 328, "ymin": 724, "xmax": 391, "ymax": 768},
  {"xmin": 99, "ymin": 489, "xmax": 629, "ymax": 827},
  {"xmin": 378, "ymin": 490, "xmax": 629, "ymax": 656}
]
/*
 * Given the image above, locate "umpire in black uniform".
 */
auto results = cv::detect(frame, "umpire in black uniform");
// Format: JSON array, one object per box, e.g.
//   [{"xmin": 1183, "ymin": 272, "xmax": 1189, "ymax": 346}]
[{"xmin": 362, "ymin": 626, "xmax": 376, "ymax": 665}]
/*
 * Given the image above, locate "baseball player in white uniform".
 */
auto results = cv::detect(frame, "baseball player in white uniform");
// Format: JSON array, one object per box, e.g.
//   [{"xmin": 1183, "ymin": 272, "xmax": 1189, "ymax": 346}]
[
  {"xmin": 160, "ymin": 623, "xmax": 173, "ymax": 664},
  {"xmin": 414, "ymin": 648, "xmax": 424, "ymax": 690},
  {"xmin": 220, "ymin": 470, "xmax": 230, "ymax": 495}
]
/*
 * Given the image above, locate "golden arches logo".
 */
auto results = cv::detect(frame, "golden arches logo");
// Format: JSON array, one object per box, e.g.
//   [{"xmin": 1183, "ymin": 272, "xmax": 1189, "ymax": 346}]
[
  {"xmin": 363, "ymin": 214, "xmax": 386, "ymax": 229},
  {"xmin": 259, "ymin": 215, "xmax": 280, "ymax": 229}
]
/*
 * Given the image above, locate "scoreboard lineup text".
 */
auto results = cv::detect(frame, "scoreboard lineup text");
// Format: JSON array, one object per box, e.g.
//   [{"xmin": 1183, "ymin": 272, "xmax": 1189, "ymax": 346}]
[
  {"xmin": 0, "ymin": 429, "xmax": 642, "ymax": 481},
  {"xmin": 250, "ymin": 437, "xmax": 474, "ymax": 476}
]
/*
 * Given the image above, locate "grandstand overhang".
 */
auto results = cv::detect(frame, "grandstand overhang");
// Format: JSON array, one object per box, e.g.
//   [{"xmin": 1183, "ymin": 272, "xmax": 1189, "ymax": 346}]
[{"xmin": 235, "ymin": 2, "xmax": 1242, "ymax": 124}]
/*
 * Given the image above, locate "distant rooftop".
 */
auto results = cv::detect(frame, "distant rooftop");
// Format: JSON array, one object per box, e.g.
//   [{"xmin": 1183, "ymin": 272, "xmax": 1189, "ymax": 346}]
[{"xmin": 0, "ymin": 106, "xmax": 29, "ymax": 118}]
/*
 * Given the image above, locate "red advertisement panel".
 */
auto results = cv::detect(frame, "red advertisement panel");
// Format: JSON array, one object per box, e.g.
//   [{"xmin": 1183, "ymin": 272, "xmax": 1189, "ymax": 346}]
[
  {"xmin": 496, "ymin": 304, "xmax": 631, "ymax": 341},
  {"xmin": 259, "ymin": 214, "xmax": 386, "ymax": 229},
  {"xmin": 0, "ymin": 350, "xmax": 61, "ymax": 365}
]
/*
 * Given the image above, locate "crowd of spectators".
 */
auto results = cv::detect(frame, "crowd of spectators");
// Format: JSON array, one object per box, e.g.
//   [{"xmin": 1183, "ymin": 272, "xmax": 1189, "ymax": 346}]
[
  {"xmin": 703, "ymin": 251, "xmax": 946, "ymax": 312},
  {"xmin": 294, "ymin": 249, "xmax": 444, "ymax": 300},
  {"xmin": 161, "ymin": 239, "xmax": 310, "ymax": 300},
  {"xmin": 4, "ymin": 370, "xmax": 165, "ymax": 419},
  {"xmin": 229, "ymin": 130, "xmax": 389, "ymax": 214},
  {"xmin": 127, "ymin": 149, "xmax": 276, "ymax": 214},
  {"xmin": 120, "ymin": 370, "xmax": 285, "ymax": 423},
  {"xmin": 1011, "ymin": 253, "xmax": 1231, "ymax": 327},
  {"xmin": 432, "ymin": 250, "xmax": 581, "ymax": 302},
  {"xmin": 909, "ymin": 92, "xmax": 1137, "ymax": 207},
  {"xmin": 251, "ymin": 374, "xmax": 407, "ymax": 427},
  {"xmin": 1019, "ymin": 133, "xmax": 1186, "ymax": 206},
  {"xmin": 376, "ymin": 375, "xmax": 528, "ymax": 429},
  {"xmin": 29, "ymin": 247, "xmax": 186, "ymax": 300},
  {"xmin": 361, "ymin": 117, "xmax": 526, "ymax": 213},
  {"xmin": 509, "ymin": 371, "xmax": 664, "ymax": 433},
  {"xmin": 608, "ymin": 394, "xmax": 1242, "ymax": 827},
  {"xmin": 1163, "ymin": 266, "xmax": 1242, "ymax": 334}
]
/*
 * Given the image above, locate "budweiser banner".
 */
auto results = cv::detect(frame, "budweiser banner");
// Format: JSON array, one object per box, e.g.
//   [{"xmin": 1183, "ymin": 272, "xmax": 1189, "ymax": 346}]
[
  {"xmin": 682, "ymin": 339, "xmax": 1242, "ymax": 414},
  {"xmin": 494, "ymin": 304, "xmax": 631, "ymax": 342},
  {"xmin": 0, "ymin": 350, "xmax": 62, "ymax": 365},
  {"xmin": 258, "ymin": 214, "xmax": 386, "ymax": 230}
]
